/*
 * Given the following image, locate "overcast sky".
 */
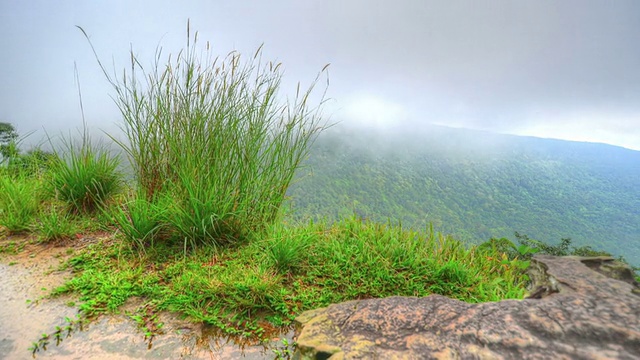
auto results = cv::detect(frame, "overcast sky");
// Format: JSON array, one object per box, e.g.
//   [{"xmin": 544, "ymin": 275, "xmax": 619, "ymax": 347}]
[{"xmin": 1, "ymin": 0, "xmax": 639, "ymax": 150}]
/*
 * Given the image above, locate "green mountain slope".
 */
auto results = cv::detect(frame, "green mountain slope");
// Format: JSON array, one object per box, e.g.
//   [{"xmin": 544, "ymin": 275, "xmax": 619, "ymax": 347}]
[{"xmin": 286, "ymin": 125, "xmax": 640, "ymax": 264}]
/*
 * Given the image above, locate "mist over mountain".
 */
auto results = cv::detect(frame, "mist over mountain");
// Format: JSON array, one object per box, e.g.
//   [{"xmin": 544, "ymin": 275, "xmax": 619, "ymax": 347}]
[{"xmin": 287, "ymin": 124, "xmax": 640, "ymax": 265}]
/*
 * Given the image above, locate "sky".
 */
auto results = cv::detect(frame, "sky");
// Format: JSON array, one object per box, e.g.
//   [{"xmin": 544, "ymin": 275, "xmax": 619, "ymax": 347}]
[{"xmin": 1, "ymin": 0, "xmax": 639, "ymax": 150}]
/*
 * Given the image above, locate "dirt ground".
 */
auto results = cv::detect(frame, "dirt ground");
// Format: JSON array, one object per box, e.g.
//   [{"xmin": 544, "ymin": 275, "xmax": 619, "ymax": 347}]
[{"xmin": 0, "ymin": 234, "xmax": 294, "ymax": 360}]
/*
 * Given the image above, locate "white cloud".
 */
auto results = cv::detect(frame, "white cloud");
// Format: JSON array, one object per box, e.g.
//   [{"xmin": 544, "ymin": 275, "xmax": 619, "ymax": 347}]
[{"xmin": 342, "ymin": 94, "xmax": 408, "ymax": 130}]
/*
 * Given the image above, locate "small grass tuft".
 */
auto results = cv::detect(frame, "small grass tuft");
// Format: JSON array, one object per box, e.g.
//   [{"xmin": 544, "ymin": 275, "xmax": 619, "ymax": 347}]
[
  {"xmin": 263, "ymin": 224, "xmax": 315, "ymax": 274},
  {"xmin": 0, "ymin": 175, "xmax": 41, "ymax": 234},
  {"xmin": 47, "ymin": 133, "xmax": 121, "ymax": 215},
  {"xmin": 106, "ymin": 193, "xmax": 169, "ymax": 250},
  {"xmin": 37, "ymin": 205, "xmax": 78, "ymax": 242}
]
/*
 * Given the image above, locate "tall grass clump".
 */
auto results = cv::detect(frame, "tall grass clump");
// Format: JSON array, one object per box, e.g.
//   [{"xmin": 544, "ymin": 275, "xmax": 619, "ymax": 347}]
[
  {"xmin": 47, "ymin": 132, "xmax": 121, "ymax": 214},
  {"xmin": 80, "ymin": 23, "xmax": 329, "ymax": 248}
]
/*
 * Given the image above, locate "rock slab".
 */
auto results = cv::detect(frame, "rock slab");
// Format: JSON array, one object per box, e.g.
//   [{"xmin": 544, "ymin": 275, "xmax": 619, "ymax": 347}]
[{"xmin": 294, "ymin": 255, "xmax": 640, "ymax": 359}]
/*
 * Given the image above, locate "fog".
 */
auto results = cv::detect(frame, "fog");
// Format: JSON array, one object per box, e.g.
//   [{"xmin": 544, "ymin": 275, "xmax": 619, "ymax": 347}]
[{"xmin": 1, "ymin": 1, "xmax": 639, "ymax": 150}]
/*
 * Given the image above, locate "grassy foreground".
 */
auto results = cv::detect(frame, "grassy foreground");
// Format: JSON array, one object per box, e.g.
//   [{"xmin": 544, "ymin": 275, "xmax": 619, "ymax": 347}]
[
  {"xmin": 0, "ymin": 224, "xmax": 530, "ymax": 340},
  {"xmin": 0, "ymin": 149, "xmax": 531, "ymax": 340},
  {"xmin": 48, "ymin": 217, "xmax": 528, "ymax": 339}
]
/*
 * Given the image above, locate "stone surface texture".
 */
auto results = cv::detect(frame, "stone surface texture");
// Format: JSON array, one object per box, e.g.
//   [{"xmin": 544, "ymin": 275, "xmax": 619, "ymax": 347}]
[{"xmin": 294, "ymin": 255, "xmax": 640, "ymax": 360}]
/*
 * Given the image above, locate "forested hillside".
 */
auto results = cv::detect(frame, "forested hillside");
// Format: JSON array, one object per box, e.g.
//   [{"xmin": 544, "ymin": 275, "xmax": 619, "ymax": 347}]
[{"xmin": 287, "ymin": 124, "xmax": 640, "ymax": 264}]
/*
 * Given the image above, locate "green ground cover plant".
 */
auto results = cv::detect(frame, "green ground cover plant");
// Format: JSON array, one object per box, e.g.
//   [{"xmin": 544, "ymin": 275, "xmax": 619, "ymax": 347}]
[{"xmin": 52, "ymin": 216, "xmax": 530, "ymax": 339}]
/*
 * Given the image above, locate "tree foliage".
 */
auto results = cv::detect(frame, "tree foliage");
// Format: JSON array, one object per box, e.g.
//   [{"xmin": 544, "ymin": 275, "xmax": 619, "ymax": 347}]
[{"xmin": 0, "ymin": 122, "xmax": 19, "ymax": 160}]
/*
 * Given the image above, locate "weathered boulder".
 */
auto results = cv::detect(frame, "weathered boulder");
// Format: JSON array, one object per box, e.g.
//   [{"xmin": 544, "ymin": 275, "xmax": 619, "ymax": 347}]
[{"xmin": 294, "ymin": 255, "xmax": 640, "ymax": 359}]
